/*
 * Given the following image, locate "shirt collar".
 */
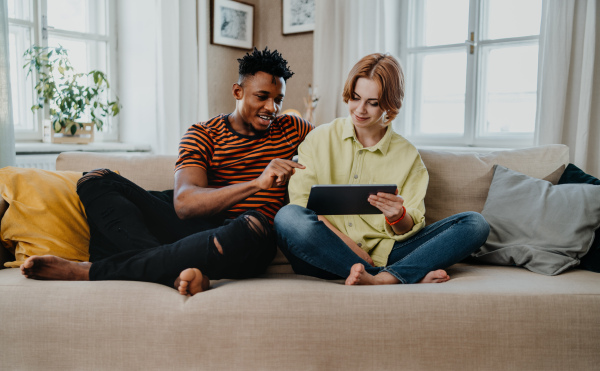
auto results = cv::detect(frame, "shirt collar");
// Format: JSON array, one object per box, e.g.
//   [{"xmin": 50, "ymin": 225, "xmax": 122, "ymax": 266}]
[{"xmin": 342, "ymin": 116, "xmax": 393, "ymax": 155}]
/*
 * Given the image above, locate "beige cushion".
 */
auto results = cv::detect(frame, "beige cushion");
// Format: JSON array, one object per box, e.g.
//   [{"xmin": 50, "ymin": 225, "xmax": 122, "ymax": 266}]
[{"xmin": 419, "ymin": 144, "xmax": 569, "ymax": 224}]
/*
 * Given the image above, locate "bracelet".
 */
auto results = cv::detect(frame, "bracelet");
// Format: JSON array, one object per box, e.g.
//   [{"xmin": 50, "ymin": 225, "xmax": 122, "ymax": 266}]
[{"xmin": 385, "ymin": 206, "xmax": 406, "ymax": 226}]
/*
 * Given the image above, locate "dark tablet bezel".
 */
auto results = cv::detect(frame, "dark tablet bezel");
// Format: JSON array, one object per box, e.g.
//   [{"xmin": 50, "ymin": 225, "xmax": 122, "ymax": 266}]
[{"xmin": 306, "ymin": 184, "xmax": 397, "ymax": 215}]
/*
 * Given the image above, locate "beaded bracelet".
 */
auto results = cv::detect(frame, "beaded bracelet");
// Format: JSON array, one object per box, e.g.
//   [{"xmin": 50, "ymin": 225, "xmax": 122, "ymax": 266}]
[{"xmin": 385, "ymin": 206, "xmax": 406, "ymax": 226}]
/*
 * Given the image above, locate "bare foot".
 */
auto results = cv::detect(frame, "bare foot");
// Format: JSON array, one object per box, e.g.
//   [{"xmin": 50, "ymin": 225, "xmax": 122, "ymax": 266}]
[
  {"xmin": 345, "ymin": 263, "xmax": 400, "ymax": 286},
  {"xmin": 345, "ymin": 264, "xmax": 450, "ymax": 285},
  {"xmin": 174, "ymin": 268, "xmax": 210, "ymax": 296},
  {"xmin": 419, "ymin": 269, "xmax": 450, "ymax": 283},
  {"xmin": 20, "ymin": 255, "xmax": 90, "ymax": 280}
]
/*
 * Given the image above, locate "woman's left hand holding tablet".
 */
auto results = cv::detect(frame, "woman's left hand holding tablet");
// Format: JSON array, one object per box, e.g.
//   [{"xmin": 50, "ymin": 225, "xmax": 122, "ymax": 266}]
[{"xmin": 368, "ymin": 189, "xmax": 404, "ymax": 222}]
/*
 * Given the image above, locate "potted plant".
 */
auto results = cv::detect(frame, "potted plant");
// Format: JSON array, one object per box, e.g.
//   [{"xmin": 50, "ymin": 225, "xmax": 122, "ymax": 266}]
[{"xmin": 23, "ymin": 45, "xmax": 121, "ymax": 143}]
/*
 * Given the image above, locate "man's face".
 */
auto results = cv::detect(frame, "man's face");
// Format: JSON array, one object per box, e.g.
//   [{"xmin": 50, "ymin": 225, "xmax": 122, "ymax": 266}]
[{"xmin": 234, "ymin": 71, "xmax": 286, "ymax": 134}]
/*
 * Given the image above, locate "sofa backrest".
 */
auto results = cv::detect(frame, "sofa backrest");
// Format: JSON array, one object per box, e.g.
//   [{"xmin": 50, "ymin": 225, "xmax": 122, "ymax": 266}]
[
  {"xmin": 419, "ymin": 144, "xmax": 569, "ymax": 224},
  {"xmin": 56, "ymin": 144, "xmax": 570, "ymax": 224},
  {"xmin": 56, "ymin": 152, "xmax": 177, "ymax": 191}
]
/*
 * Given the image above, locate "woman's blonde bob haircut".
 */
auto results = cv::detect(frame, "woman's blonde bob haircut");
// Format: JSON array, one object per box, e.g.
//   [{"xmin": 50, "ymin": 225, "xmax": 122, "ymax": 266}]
[{"xmin": 342, "ymin": 53, "xmax": 404, "ymax": 122}]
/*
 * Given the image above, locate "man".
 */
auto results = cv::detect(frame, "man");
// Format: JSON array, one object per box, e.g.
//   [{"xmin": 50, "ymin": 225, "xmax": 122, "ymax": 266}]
[{"xmin": 20, "ymin": 47, "xmax": 313, "ymax": 296}]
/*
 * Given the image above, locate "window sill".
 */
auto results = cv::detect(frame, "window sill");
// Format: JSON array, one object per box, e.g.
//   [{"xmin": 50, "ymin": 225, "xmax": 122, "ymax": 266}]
[
  {"xmin": 415, "ymin": 145, "xmax": 513, "ymax": 153},
  {"xmin": 16, "ymin": 141, "xmax": 152, "ymax": 155}
]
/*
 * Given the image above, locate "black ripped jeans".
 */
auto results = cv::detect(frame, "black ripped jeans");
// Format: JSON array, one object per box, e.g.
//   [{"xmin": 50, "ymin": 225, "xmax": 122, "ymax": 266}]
[{"xmin": 76, "ymin": 170, "xmax": 276, "ymax": 287}]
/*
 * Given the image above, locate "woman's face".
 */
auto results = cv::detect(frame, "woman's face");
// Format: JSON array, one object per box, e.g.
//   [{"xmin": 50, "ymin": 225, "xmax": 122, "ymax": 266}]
[{"xmin": 348, "ymin": 77, "xmax": 386, "ymax": 131}]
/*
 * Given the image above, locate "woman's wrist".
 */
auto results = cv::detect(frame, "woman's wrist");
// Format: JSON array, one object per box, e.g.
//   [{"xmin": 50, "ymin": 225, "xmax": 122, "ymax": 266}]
[{"xmin": 385, "ymin": 206, "xmax": 406, "ymax": 226}]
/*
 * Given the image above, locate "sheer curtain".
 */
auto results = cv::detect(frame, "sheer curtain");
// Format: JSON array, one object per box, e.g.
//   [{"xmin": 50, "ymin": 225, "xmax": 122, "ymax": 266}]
[
  {"xmin": 536, "ymin": 0, "xmax": 599, "ymax": 177},
  {"xmin": 312, "ymin": 0, "xmax": 402, "ymax": 126},
  {"xmin": 118, "ymin": 0, "xmax": 209, "ymax": 155},
  {"xmin": 0, "ymin": 0, "xmax": 15, "ymax": 167}
]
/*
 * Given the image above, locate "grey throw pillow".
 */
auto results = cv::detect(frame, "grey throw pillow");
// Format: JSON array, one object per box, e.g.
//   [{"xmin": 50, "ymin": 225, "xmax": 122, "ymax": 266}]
[{"xmin": 471, "ymin": 165, "xmax": 600, "ymax": 275}]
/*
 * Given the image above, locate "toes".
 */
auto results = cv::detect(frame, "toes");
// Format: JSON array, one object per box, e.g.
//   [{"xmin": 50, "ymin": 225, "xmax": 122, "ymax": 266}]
[
  {"xmin": 179, "ymin": 268, "xmax": 196, "ymax": 282},
  {"xmin": 22, "ymin": 258, "xmax": 34, "ymax": 269}
]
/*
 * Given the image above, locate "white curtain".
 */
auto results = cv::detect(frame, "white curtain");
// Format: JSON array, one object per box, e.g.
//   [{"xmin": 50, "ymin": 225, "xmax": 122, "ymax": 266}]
[
  {"xmin": 312, "ymin": 0, "xmax": 402, "ymax": 126},
  {"xmin": 536, "ymin": 0, "xmax": 600, "ymax": 177},
  {"xmin": 118, "ymin": 0, "xmax": 209, "ymax": 155},
  {"xmin": 0, "ymin": 0, "xmax": 15, "ymax": 167}
]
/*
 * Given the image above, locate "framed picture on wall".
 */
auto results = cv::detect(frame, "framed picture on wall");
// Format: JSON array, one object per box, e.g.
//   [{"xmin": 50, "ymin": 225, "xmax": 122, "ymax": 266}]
[
  {"xmin": 211, "ymin": 0, "xmax": 254, "ymax": 49},
  {"xmin": 282, "ymin": 0, "xmax": 315, "ymax": 35}
]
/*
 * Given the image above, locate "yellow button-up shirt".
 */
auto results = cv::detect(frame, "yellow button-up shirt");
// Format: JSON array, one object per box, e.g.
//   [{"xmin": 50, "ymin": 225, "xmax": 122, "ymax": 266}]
[{"xmin": 288, "ymin": 116, "xmax": 429, "ymax": 267}]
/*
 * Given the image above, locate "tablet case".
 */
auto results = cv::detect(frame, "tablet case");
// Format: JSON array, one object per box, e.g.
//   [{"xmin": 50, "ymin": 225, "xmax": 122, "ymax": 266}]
[{"xmin": 306, "ymin": 184, "xmax": 397, "ymax": 215}]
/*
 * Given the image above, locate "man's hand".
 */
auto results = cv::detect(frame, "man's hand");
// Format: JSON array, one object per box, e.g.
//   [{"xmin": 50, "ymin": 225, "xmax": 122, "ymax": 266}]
[{"xmin": 254, "ymin": 159, "xmax": 305, "ymax": 190}]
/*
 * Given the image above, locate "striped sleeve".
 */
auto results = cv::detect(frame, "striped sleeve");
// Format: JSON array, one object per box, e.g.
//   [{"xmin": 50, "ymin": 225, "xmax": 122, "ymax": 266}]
[
  {"xmin": 175, "ymin": 120, "xmax": 217, "ymax": 172},
  {"xmin": 288, "ymin": 115, "xmax": 313, "ymax": 143}
]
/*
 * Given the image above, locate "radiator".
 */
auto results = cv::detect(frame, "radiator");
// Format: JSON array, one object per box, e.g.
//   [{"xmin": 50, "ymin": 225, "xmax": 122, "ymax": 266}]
[{"xmin": 15, "ymin": 154, "xmax": 59, "ymax": 170}]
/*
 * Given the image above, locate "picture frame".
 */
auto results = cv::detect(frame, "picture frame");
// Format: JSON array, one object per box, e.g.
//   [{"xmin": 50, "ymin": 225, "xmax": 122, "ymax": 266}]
[
  {"xmin": 211, "ymin": 0, "xmax": 254, "ymax": 50},
  {"xmin": 282, "ymin": 0, "xmax": 315, "ymax": 35}
]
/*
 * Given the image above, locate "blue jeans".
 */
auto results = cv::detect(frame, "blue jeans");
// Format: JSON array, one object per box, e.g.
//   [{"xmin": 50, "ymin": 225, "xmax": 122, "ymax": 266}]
[{"xmin": 274, "ymin": 205, "xmax": 490, "ymax": 284}]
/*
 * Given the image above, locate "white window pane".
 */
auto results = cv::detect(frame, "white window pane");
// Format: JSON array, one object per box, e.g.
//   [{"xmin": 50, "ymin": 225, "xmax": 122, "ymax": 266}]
[
  {"xmin": 47, "ymin": 0, "xmax": 107, "ymax": 35},
  {"xmin": 7, "ymin": 0, "xmax": 32, "ymax": 21},
  {"xmin": 416, "ymin": 52, "xmax": 467, "ymax": 134},
  {"xmin": 48, "ymin": 36, "xmax": 108, "ymax": 73},
  {"xmin": 47, "ymin": 37, "xmax": 110, "ymax": 126},
  {"xmin": 484, "ymin": 0, "xmax": 542, "ymax": 40},
  {"xmin": 418, "ymin": 0, "xmax": 469, "ymax": 46},
  {"xmin": 9, "ymin": 25, "xmax": 36, "ymax": 131},
  {"xmin": 481, "ymin": 44, "xmax": 538, "ymax": 134}
]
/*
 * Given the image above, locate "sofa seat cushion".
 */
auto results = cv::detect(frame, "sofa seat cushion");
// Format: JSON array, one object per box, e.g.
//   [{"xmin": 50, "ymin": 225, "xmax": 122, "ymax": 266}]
[{"xmin": 1, "ymin": 266, "xmax": 599, "ymax": 371}]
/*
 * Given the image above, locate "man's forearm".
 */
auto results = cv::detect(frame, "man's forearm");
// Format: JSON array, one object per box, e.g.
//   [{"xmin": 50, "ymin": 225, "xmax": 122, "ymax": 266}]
[{"xmin": 175, "ymin": 179, "xmax": 262, "ymax": 219}]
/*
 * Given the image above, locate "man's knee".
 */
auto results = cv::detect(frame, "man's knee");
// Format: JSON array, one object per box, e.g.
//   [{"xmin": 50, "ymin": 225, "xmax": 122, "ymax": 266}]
[
  {"xmin": 77, "ymin": 168, "xmax": 113, "ymax": 191},
  {"xmin": 244, "ymin": 214, "xmax": 267, "ymax": 237}
]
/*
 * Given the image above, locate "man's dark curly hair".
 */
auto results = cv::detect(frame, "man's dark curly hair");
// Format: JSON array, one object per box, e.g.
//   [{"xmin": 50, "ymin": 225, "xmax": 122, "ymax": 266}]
[{"xmin": 237, "ymin": 47, "xmax": 294, "ymax": 83}]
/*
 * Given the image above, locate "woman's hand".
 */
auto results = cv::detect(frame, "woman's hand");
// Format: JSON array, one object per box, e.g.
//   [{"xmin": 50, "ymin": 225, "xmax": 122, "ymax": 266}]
[
  {"xmin": 368, "ymin": 189, "xmax": 404, "ymax": 222},
  {"xmin": 368, "ymin": 190, "xmax": 414, "ymax": 235}
]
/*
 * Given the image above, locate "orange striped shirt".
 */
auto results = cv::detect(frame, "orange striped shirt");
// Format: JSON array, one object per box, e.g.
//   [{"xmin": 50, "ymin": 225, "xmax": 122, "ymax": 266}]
[{"xmin": 176, "ymin": 114, "xmax": 313, "ymax": 222}]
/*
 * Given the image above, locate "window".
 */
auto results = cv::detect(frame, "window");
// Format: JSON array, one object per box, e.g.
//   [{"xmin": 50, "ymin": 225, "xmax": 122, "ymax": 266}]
[
  {"xmin": 396, "ymin": 0, "xmax": 543, "ymax": 148},
  {"xmin": 8, "ymin": 0, "xmax": 117, "ymax": 141}
]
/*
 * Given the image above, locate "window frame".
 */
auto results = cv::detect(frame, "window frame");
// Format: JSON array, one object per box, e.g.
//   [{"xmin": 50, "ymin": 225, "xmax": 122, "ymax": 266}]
[
  {"xmin": 395, "ymin": 0, "xmax": 541, "ymax": 148},
  {"xmin": 9, "ymin": 0, "xmax": 118, "ymax": 142}
]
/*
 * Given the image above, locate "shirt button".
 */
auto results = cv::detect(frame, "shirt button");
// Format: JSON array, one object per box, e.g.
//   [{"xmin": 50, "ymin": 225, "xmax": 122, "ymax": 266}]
[
  {"xmin": 354, "ymin": 174, "xmax": 358, "ymax": 179},
  {"xmin": 357, "ymin": 243, "xmax": 362, "ymax": 247},
  {"xmin": 348, "ymin": 223, "xmax": 353, "ymax": 227}
]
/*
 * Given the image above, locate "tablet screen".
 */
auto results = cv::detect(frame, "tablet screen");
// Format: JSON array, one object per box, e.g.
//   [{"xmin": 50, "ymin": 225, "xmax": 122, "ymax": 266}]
[{"xmin": 306, "ymin": 184, "xmax": 397, "ymax": 215}]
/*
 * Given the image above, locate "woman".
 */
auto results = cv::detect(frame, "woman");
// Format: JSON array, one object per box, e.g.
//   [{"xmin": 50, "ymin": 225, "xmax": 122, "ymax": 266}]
[{"xmin": 274, "ymin": 53, "xmax": 490, "ymax": 285}]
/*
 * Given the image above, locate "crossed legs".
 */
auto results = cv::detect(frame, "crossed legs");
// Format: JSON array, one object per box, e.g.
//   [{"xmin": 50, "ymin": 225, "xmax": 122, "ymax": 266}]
[{"xmin": 275, "ymin": 205, "xmax": 489, "ymax": 285}]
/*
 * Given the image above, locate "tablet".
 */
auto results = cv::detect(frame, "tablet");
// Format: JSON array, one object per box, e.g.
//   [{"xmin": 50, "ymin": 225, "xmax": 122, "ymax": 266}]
[{"xmin": 306, "ymin": 184, "xmax": 397, "ymax": 215}]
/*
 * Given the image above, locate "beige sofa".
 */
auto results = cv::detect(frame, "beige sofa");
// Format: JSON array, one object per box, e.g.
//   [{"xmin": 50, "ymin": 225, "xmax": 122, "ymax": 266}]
[{"xmin": 1, "ymin": 145, "xmax": 599, "ymax": 371}]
